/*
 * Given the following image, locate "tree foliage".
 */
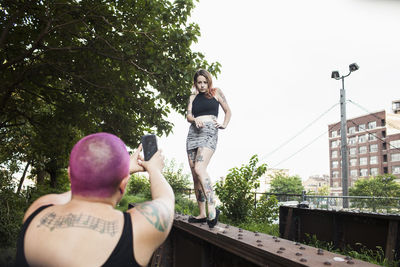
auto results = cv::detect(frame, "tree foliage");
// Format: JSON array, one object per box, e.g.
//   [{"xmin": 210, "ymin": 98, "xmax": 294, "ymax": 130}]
[
  {"xmin": 215, "ymin": 155, "xmax": 267, "ymax": 223},
  {"xmin": 269, "ymin": 172, "xmax": 304, "ymax": 195},
  {"xmin": 349, "ymin": 174, "xmax": 400, "ymax": 212},
  {"xmin": 0, "ymin": 0, "xmax": 220, "ymax": 186}
]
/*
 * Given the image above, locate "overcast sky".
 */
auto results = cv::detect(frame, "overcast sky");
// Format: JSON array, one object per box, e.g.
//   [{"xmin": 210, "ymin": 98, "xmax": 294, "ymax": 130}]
[{"xmin": 159, "ymin": 0, "xmax": 400, "ymax": 182}]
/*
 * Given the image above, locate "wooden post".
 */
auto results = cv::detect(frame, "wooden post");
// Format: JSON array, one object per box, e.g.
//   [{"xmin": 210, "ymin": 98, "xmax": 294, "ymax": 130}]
[{"xmin": 385, "ymin": 220, "xmax": 398, "ymax": 262}]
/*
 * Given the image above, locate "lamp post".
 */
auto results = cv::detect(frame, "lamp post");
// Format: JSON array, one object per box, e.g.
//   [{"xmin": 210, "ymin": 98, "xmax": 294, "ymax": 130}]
[{"xmin": 331, "ymin": 63, "xmax": 359, "ymax": 208}]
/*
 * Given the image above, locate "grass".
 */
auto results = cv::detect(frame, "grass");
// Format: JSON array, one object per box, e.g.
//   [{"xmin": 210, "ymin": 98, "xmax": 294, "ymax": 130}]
[{"xmin": 304, "ymin": 234, "xmax": 399, "ymax": 267}]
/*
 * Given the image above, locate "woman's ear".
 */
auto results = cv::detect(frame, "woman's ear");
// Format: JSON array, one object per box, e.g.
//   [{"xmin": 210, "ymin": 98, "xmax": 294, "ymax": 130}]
[{"xmin": 119, "ymin": 176, "xmax": 130, "ymax": 195}]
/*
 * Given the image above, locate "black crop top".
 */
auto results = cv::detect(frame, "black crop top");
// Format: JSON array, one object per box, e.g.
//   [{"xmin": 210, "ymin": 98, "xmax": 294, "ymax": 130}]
[{"xmin": 192, "ymin": 92, "xmax": 219, "ymax": 117}]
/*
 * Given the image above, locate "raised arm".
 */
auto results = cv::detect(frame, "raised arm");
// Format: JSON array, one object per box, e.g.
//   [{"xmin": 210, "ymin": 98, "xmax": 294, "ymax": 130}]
[
  {"xmin": 216, "ymin": 88, "xmax": 232, "ymax": 129},
  {"xmin": 129, "ymin": 149, "xmax": 174, "ymax": 266}
]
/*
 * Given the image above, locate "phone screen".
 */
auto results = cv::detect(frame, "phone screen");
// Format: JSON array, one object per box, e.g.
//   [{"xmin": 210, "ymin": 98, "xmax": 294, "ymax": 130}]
[{"xmin": 141, "ymin": 134, "xmax": 158, "ymax": 161}]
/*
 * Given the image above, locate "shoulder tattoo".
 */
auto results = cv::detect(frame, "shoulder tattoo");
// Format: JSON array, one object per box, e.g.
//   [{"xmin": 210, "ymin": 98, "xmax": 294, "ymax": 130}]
[{"xmin": 136, "ymin": 201, "xmax": 172, "ymax": 232}]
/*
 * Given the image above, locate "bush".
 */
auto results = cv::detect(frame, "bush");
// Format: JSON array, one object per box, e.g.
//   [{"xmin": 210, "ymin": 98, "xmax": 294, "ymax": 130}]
[
  {"xmin": 127, "ymin": 174, "xmax": 151, "ymax": 198},
  {"xmin": 252, "ymin": 194, "xmax": 279, "ymax": 224},
  {"xmin": 215, "ymin": 155, "xmax": 267, "ymax": 223},
  {"xmin": 174, "ymin": 195, "xmax": 199, "ymax": 216},
  {"xmin": 117, "ymin": 193, "xmax": 150, "ymax": 211}
]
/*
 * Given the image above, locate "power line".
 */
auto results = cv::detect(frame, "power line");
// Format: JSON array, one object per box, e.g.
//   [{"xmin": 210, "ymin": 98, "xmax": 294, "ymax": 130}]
[
  {"xmin": 347, "ymin": 99, "xmax": 400, "ymax": 131},
  {"xmin": 347, "ymin": 119, "xmax": 400, "ymax": 153},
  {"xmin": 272, "ymin": 127, "xmax": 333, "ymax": 168},
  {"xmin": 259, "ymin": 102, "xmax": 339, "ymax": 162}
]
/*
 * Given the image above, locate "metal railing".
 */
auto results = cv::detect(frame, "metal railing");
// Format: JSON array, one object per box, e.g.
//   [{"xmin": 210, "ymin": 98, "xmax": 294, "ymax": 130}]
[
  {"xmin": 181, "ymin": 188, "xmax": 400, "ymax": 214},
  {"xmin": 253, "ymin": 192, "xmax": 400, "ymax": 214}
]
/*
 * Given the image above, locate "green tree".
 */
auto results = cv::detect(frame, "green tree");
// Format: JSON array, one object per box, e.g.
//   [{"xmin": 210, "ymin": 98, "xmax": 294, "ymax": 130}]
[
  {"xmin": 215, "ymin": 155, "xmax": 267, "ymax": 223},
  {"xmin": 269, "ymin": 172, "xmax": 304, "ymax": 195},
  {"xmin": 349, "ymin": 174, "xmax": 400, "ymax": 212},
  {"xmin": 0, "ymin": 0, "xmax": 220, "ymax": 186}
]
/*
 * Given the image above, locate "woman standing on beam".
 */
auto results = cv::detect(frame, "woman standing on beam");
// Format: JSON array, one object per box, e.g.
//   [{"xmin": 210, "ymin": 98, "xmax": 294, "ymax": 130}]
[{"xmin": 185, "ymin": 69, "xmax": 232, "ymax": 228}]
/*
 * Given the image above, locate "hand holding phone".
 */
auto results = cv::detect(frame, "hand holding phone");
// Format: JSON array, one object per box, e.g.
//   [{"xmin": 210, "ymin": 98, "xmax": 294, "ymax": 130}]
[{"xmin": 141, "ymin": 134, "xmax": 158, "ymax": 161}]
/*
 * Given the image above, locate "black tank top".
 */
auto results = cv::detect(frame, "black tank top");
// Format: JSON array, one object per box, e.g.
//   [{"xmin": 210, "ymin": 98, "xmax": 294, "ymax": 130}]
[
  {"xmin": 192, "ymin": 92, "xmax": 219, "ymax": 117},
  {"xmin": 15, "ymin": 205, "xmax": 140, "ymax": 267}
]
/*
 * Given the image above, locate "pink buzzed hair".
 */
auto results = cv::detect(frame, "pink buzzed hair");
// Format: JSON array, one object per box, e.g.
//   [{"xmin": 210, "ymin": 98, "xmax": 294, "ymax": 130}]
[{"xmin": 69, "ymin": 132, "xmax": 130, "ymax": 198}]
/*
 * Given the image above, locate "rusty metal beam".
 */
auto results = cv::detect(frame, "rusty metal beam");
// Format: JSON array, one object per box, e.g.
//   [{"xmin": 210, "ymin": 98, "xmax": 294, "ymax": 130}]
[
  {"xmin": 279, "ymin": 206, "xmax": 400, "ymax": 263},
  {"xmin": 168, "ymin": 214, "xmax": 378, "ymax": 267}
]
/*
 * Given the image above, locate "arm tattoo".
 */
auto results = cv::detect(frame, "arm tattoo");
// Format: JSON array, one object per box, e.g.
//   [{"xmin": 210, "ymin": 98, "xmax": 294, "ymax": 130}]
[
  {"xmin": 136, "ymin": 201, "xmax": 171, "ymax": 232},
  {"xmin": 218, "ymin": 89, "xmax": 227, "ymax": 103},
  {"xmin": 37, "ymin": 212, "xmax": 118, "ymax": 236}
]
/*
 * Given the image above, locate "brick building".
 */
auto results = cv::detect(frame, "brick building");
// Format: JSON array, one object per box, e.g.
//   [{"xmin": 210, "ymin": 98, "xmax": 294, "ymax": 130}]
[
  {"xmin": 303, "ymin": 174, "xmax": 329, "ymax": 193},
  {"xmin": 328, "ymin": 100, "xmax": 400, "ymax": 196}
]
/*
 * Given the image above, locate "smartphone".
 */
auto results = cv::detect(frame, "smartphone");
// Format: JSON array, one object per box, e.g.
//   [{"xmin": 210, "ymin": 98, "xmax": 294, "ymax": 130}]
[{"xmin": 141, "ymin": 134, "xmax": 158, "ymax": 161}]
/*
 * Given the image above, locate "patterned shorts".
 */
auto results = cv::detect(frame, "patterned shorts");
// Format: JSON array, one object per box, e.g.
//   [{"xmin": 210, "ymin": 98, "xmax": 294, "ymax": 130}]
[{"xmin": 186, "ymin": 121, "xmax": 218, "ymax": 151}]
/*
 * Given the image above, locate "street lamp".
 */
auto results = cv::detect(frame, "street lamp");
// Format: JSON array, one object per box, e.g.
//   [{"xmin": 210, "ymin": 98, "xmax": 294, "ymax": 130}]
[{"xmin": 331, "ymin": 63, "xmax": 359, "ymax": 208}]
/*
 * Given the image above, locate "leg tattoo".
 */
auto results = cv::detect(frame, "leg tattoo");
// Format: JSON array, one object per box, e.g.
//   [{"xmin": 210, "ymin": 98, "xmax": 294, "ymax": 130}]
[
  {"xmin": 188, "ymin": 150, "xmax": 196, "ymax": 162},
  {"xmin": 203, "ymin": 177, "xmax": 216, "ymax": 219},
  {"xmin": 196, "ymin": 189, "xmax": 206, "ymax": 203},
  {"xmin": 195, "ymin": 148, "xmax": 204, "ymax": 162}
]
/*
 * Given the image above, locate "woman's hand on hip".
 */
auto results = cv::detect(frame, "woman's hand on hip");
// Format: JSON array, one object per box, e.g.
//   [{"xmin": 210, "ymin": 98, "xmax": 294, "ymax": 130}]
[
  {"xmin": 194, "ymin": 118, "xmax": 204, "ymax": 128},
  {"xmin": 213, "ymin": 119, "xmax": 225, "ymax": 129}
]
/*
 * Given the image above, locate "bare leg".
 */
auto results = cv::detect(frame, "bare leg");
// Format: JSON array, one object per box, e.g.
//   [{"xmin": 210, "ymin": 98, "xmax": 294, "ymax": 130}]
[
  {"xmin": 193, "ymin": 147, "xmax": 216, "ymax": 219},
  {"xmin": 187, "ymin": 149, "xmax": 206, "ymax": 218}
]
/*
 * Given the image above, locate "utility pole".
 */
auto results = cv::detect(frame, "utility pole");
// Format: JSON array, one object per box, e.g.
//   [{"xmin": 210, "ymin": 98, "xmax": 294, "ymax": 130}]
[
  {"xmin": 331, "ymin": 63, "xmax": 359, "ymax": 209},
  {"xmin": 340, "ymin": 79, "xmax": 349, "ymax": 208}
]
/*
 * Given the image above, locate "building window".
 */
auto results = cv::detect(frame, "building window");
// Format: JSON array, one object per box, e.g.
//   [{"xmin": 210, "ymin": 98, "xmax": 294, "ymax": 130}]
[
  {"xmin": 331, "ymin": 140, "xmax": 339, "ymax": 148},
  {"xmin": 349, "ymin": 136, "xmax": 357, "ymax": 145},
  {"xmin": 331, "ymin": 151, "xmax": 338, "ymax": 158},
  {"xmin": 332, "ymin": 171, "xmax": 339, "ymax": 178},
  {"xmin": 370, "ymin": 144, "xmax": 378, "ymax": 153},
  {"xmin": 331, "ymin": 130, "xmax": 337, "ymax": 138},
  {"xmin": 383, "ymin": 154, "xmax": 388, "ymax": 162},
  {"xmin": 370, "ymin": 168, "xmax": 378, "ymax": 176},
  {"xmin": 360, "ymin": 169, "xmax": 368, "ymax": 177},
  {"xmin": 358, "ymin": 124, "xmax": 365, "ymax": 131},
  {"xmin": 368, "ymin": 133, "xmax": 377, "ymax": 141},
  {"xmin": 349, "ymin": 148, "xmax": 356, "ymax": 156},
  {"xmin": 359, "ymin": 157, "xmax": 367, "ymax": 165},
  {"xmin": 359, "ymin": 146, "xmax": 367, "ymax": 154},
  {"xmin": 368, "ymin": 121, "xmax": 376, "ymax": 129},
  {"xmin": 332, "ymin": 161, "xmax": 339, "ymax": 168},
  {"xmin": 350, "ymin": 158, "xmax": 357, "ymax": 166},
  {"xmin": 382, "ymin": 131, "xmax": 386, "ymax": 138},
  {"xmin": 358, "ymin": 134, "xmax": 367, "ymax": 143},
  {"xmin": 391, "ymin": 153, "xmax": 400, "ymax": 162},
  {"xmin": 390, "ymin": 140, "xmax": 400, "ymax": 149},
  {"xmin": 393, "ymin": 166, "xmax": 400, "ymax": 174},
  {"xmin": 370, "ymin": 156, "xmax": 378, "ymax": 164},
  {"xmin": 349, "ymin": 126, "xmax": 356, "ymax": 134},
  {"xmin": 333, "ymin": 182, "xmax": 339, "ymax": 187},
  {"xmin": 350, "ymin": 169, "xmax": 358, "ymax": 177}
]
